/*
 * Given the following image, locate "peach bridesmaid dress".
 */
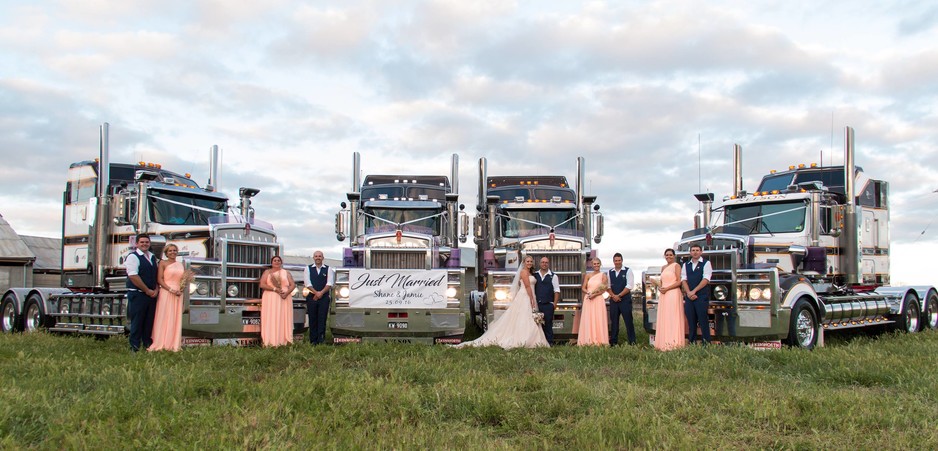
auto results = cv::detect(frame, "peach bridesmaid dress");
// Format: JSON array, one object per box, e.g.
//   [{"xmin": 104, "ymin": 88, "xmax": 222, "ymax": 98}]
[
  {"xmin": 149, "ymin": 261, "xmax": 183, "ymax": 352},
  {"xmin": 577, "ymin": 272, "xmax": 609, "ymax": 346},
  {"xmin": 654, "ymin": 263, "xmax": 687, "ymax": 351},
  {"xmin": 261, "ymin": 270, "xmax": 294, "ymax": 347}
]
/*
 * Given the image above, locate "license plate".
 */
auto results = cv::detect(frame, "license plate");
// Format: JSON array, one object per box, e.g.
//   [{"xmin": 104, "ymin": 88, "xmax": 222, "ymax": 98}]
[
  {"xmin": 241, "ymin": 317, "xmax": 261, "ymax": 326},
  {"xmin": 388, "ymin": 321, "xmax": 408, "ymax": 329},
  {"xmin": 552, "ymin": 320, "xmax": 564, "ymax": 329}
]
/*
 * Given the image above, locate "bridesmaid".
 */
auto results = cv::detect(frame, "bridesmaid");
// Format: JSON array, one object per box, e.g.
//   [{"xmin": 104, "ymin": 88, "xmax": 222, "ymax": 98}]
[
  {"xmin": 149, "ymin": 243, "xmax": 184, "ymax": 352},
  {"xmin": 654, "ymin": 249, "xmax": 687, "ymax": 351},
  {"xmin": 259, "ymin": 255, "xmax": 296, "ymax": 347},
  {"xmin": 577, "ymin": 258, "xmax": 610, "ymax": 346}
]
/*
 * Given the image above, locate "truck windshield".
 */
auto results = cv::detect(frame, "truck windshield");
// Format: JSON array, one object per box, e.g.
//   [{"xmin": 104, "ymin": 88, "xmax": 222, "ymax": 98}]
[
  {"xmin": 724, "ymin": 200, "xmax": 807, "ymax": 234},
  {"xmin": 758, "ymin": 174, "xmax": 795, "ymax": 192},
  {"xmin": 364, "ymin": 207, "xmax": 441, "ymax": 235},
  {"xmin": 148, "ymin": 190, "xmax": 228, "ymax": 226},
  {"xmin": 501, "ymin": 209, "xmax": 579, "ymax": 238}
]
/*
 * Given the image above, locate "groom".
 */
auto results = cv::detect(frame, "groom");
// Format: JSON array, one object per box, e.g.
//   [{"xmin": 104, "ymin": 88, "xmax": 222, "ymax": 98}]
[{"xmin": 534, "ymin": 256, "xmax": 561, "ymax": 345}]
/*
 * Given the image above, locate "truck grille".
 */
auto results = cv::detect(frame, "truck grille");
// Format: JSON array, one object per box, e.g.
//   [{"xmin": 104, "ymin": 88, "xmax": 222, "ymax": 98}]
[
  {"xmin": 371, "ymin": 250, "xmax": 428, "ymax": 269},
  {"xmin": 226, "ymin": 242, "xmax": 277, "ymax": 299},
  {"xmin": 678, "ymin": 250, "xmax": 738, "ymax": 272},
  {"xmin": 526, "ymin": 253, "xmax": 582, "ymax": 272}
]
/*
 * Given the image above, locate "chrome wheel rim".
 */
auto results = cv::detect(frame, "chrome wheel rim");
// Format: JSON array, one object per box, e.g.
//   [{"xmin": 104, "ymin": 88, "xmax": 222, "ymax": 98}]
[
  {"xmin": 927, "ymin": 300, "xmax": 938, "ymax": 330},
  {"xmin": 795, "ymin": 309, "xmax": 816, "ymax": 347},
  {"xmin": 24, "ymin": 302, "xmax": 41, "ymax": 332},
  {"xmin": 1, "ymin": 302, "xmax": 14, "ymax": 332},
  {"xmin": 905, "ymin": 301, "xmax": 919, "ymax": 333}
]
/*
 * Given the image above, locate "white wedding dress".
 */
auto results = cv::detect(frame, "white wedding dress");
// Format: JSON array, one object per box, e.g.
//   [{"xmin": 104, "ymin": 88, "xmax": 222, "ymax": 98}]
[{"xmin": 456, "ymin": 275, "xmax": 549, "ymax": 349}]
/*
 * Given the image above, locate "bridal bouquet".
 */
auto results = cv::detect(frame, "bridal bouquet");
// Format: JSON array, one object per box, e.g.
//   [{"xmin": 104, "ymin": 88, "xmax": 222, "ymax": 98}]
[
  {"xmin": 532, "ymin": 309, "xmax": 545, "ymax": 326},
  {"xmin": 590, "ymin": 283, "xmax": 608, "ymax": 299},
  {"xmin": 180, "ymin": 269, "xmax": 196, "ymax": 286},
  {"xmin": 269, "ymin": 272, "xmax": 282, "ymax": 292}
]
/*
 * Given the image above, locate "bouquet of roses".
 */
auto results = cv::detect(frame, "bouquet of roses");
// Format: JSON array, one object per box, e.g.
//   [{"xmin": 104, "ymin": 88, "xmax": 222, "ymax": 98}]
[{"xmin": 532, "ymin": 309, "xmax": 545, "ymax": 326}]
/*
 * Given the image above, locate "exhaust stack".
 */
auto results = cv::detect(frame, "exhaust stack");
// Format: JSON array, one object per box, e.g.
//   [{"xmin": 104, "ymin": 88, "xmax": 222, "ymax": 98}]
[
  {"xmin": 207, "ymin": 145, "xmax": 220, "ymax": 192},
  {"xmin": 92, "ymin": 122, "xmax": 112, "ymax": 288},
  {"xmin": 733, "ymin": 144, "xmax": 743, "ymax": 196},
  {"xmin": 445, "ymin": 154, "xmax": 459, "ymax": 246},
  {"xmin": 843, "ymin": 126, "xmax": 860, "ymax": 284},
  {"xmin": 348, "ymin": 152, "xmax": 361, "ymax": 246}
]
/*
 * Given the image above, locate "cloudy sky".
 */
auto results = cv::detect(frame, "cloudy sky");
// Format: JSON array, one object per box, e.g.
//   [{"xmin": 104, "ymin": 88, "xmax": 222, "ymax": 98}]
[{"xmin": 2, "ymin": 0, "xmax": 938, "ymax": 284}]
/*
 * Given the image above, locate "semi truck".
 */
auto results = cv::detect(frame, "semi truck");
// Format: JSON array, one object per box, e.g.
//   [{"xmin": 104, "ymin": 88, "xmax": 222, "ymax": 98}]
[
  {"xmin": 331, "ymin": 152, "xmax": 469, "ymax": 344},
  {"xmin": 0, "ymin": 123, "xmax": 303, "ymax": 345},
  {"xmin": 469, "ymin": 157, "xmax": 603, "ymax": 342},
  {"xmin": 642, "ymin": 126, "xmax": 938, "ymax": 349}
]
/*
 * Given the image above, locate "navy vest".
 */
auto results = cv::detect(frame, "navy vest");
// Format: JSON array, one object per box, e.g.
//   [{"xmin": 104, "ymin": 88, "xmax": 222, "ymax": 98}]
[
  {"xmin": 308, "ymin": 265, "xmax": 330, "ymax": 299},
  {"xmin": 684, "ymin": 260, "xmax": 710, "ymax": 300},
  {"xmin": 608, "ymin": 267, "xmax": 631, "ymax": 301},
  {"xmin": 533, "ymin": 271, "xmax": 555, "ymax": 304},
  {"xmin": 126, "ymin": 251, "xmax": 157, "ymax": 291}
]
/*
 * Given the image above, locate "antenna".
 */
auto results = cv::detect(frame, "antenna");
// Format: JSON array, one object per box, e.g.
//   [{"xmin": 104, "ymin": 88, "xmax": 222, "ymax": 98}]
[
  {"xmin": 829, "ymin": 111, "xmax": 834, "ymax": 167},
  {"xmin": 697, "ymin": 133, "xmax": 701, "ymax": 192}
]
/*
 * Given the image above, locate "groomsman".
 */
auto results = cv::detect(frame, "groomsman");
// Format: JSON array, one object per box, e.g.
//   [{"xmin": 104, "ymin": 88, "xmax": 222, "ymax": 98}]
[
  {"xmin": 304, "ymin": 250, "xmax": 335, "ymax": 344},
  {"xmin": 534, "ymin": 256, "xmax": 561, "ymax": 345},
  {"xmin": 125, "ymin": 234, "xmax": 159, "ymax": 352},
  {"xmin": 607, "ymin": 252, "xmax": 635, "ymax": 345},
  {"xmin": 681, "ymin": 244, "xmax": 712, "ymax": 344}
]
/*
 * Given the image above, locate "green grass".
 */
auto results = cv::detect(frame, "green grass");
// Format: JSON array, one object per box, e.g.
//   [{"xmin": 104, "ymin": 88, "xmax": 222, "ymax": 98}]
[{"xmin": 1, "ymin": 326, "xmax": 937, "ymax": 449}]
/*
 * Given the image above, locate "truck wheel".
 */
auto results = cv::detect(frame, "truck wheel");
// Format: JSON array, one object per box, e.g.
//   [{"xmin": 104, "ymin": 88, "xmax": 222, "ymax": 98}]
[
  {"xmin": 22, "ymin": 295, "xmax": 50, "ymax": 332},
  {"xmin": 786, "ymin": 299, "xmax": 818, "ymax": 350},
  {"xmin": 1, "ymin": 295, "xmax": 19, "ymax": 333},
  {"xmin": 893, "ymin": 292, "xmax": 920, "ymax": 333},
  {"xmin": 924, "ymin": 292, "xmax": 938, "ymax": 330}
]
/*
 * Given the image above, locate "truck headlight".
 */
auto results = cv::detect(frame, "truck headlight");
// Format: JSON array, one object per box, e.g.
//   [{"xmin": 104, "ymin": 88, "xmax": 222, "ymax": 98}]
[
  {"xmin": 748, "ymin": 286, "xmax": 772, "ymax": 301},
  {"xmin": 189, "ymin": 282, "xmax": 199, "ymax": 295},
  {"xmin": 494, "ymin": 289, "xmax": 508, "ymax": 301},
  {"xmin": 338, "ymin": 286, "xmax": 350, "ymax": 298},
  {"xmin": 60, "ymin": 303, "xmax": 69, "ymax": 314},
  {"xmin": 446, "ymin": 287, "xmax": 458, "ymax": 298},
  {"xmin": 196, "ymin": 281, "xmax": 210, "ymax": 296},
  {"xmin": 101, "ymin": 304, "xmax": 110, "ymax": 316},
  {"xmin": 227, "ymin": 285, "xmax": 239, "ymax": 297},
  {"xmin": 712, "ymin": 285, "xmax": 727, "ymax": 301},
  {"xmin": 749, "ymin": 287, "xmax": 762, "ymax": 300}
]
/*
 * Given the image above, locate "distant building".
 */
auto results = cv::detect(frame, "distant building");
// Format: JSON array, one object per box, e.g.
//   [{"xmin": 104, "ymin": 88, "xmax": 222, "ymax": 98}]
[
  {"xmin": 0, "ymin": 213, "xmax": 62, "ymax": 293},
  {"xmin": 20, "ymin": 235, "xmax": 62, "ymax": 288},
  {"xmin": 0, "ymin": 214, "xmax": 37, "ymax": 292}
]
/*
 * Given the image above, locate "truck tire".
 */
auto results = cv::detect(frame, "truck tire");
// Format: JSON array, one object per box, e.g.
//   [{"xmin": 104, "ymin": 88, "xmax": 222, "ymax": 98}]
[
  {"xmin": 22, "ymin": 294, "xmax": 51, "ymax": 332},
  {"xmin": 893, "ymin": 292, "xmax": 920, "ymax": 333},
  {"xmin": 786, "ymin": 299, "xmax": 818, "ymax": 350},
  {"xmin": 924, "ymin": 292, "xmax": 938, "ymax": 330},
  {"xmin": 1, "ymin": 294, "xmax": 19, "ymax": 333}
]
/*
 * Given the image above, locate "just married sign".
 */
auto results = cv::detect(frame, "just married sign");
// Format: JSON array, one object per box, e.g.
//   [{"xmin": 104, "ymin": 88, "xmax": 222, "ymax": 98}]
[{"xmin": 348, "ymin": 269, "xmax": 448, "ymax": 308}]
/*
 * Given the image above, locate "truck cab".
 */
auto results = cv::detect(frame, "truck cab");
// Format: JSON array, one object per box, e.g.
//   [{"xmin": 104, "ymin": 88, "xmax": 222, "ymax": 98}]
[{"xmin": 331, "ymin": 153, "xmax": 468, "ymax": 344}]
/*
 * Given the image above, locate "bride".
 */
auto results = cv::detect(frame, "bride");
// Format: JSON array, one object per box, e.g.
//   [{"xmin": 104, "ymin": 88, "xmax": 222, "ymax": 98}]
[{"xmin": 456, "ymin": 255, "xmax": 549, "ymax": 349}]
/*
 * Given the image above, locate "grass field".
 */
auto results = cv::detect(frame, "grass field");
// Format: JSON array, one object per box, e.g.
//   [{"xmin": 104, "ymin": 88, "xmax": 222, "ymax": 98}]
[{"xmin": 1, "ymin": 325, "xmax": 936, "ymax": 449}]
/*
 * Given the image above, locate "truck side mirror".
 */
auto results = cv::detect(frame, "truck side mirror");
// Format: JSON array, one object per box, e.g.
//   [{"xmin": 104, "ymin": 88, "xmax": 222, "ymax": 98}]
[
  {"xmin": 593, "ymin": 211, "xmax": 604, "ymax": 244},
  {"xmin": 459, "ymin": 210, "xmax": 469, "ymax": 243},
  {"xmin": 335, "ymin": 210, "xmax": 347, "ymax": 242}
]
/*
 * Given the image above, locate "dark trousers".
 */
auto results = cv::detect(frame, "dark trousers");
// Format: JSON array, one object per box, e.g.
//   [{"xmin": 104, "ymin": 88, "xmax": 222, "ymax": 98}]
[
  {"xmin": 306, "ymin": 295, "xmax": 330, "ymax": 344},
  {"xmin": 684, "ymin": 296, "xmax": 711, "ymax": 344},
  {"xmin": 128, "ymin": 291, "xmax": 156, "ymax": 351},
  {"xmin": 537, "ymin": 302, "xmax": 555, "ymax": 345},
  {"xmin": 608, "ymin": 299, "xmax": 635, "ymax": 345}
]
